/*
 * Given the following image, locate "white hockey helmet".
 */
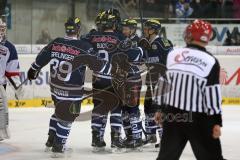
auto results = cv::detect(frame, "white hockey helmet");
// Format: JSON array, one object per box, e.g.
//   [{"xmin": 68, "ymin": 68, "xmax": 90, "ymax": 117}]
[{"xmin": 0, "ymin": 18, "xmax": 7, "ymax": 43}]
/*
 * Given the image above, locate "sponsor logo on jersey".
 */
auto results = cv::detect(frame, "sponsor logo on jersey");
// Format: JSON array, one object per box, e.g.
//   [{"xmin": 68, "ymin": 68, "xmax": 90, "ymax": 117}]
[
  {"xmin": 52, "ymin": 44, "xmax": 80, "ymax": 55},
  {"xmin": 174, "ymin": 51, "xmax": 208, "ymax": 70},
  {"xmin": 91, "ymin": 36, "xmax": 118, "ymax": 44}
]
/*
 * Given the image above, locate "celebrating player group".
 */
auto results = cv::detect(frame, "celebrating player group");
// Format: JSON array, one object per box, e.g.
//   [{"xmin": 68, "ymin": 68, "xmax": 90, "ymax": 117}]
[{"xmin": 0, "ymin": 7, "xmax": 225, "ymax": 160}]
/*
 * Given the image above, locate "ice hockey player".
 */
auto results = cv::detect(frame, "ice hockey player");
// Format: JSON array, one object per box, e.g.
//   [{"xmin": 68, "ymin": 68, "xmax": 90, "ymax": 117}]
[
  {"xmin": 106, "ymin": 8, "xmax": 122, "ymax": 34},
  {"xmin": 155, "ymin": 19, "xmax": 225, "ymax": 160},
  {"xmin": 118, "ymin": 18, "xmax": 144, "ymax": 150},
  {"xmin": 0, "ymin": 17, "xmax": 22, "ymax": 141},
  {"xmin": 140, "ymin": 19, "xmax": 173, "ymax": 146},
  {"xmin": 87, "ymin": 11, "xmax": 105, "ymax": 35},
  {"xmin": 121, "ymin": 18, "xmax": 139, "ymax": 47},
  {"xmin": 82, "ymin": 11, "xmax": 126, "ymax": 152},
  {"xmin": 27, "ymin": 17, "xmax": 101, "ymax": 157}
]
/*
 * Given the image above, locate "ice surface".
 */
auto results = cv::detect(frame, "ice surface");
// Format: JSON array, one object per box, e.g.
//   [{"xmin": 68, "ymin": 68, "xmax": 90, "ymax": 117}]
[{"xmin": 0, "ymin": 106, "xmax": 240, "ymax": 160}]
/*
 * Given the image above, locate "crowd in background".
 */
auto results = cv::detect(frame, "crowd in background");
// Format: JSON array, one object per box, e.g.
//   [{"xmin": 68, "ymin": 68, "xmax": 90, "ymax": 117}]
[
  {"xmin": 119, "ymin": 0, "xmax": 240, "ymax": 19},
  {"xmin": 172, "ymin": 0, "xmax": 240, "ymax": 19}
]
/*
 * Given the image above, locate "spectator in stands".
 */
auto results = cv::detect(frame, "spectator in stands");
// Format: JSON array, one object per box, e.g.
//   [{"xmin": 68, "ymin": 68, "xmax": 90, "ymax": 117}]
[
  {"xmin": 175, "ymin": 0, "xmax": 193, "ymax": 22},
  {"xmin": 189, "ymin": 0, "xmax": 202, "ymax": 18},
  {"xmin": 36, "ymin": 28, "xmax": 52, "ymax": 44}
]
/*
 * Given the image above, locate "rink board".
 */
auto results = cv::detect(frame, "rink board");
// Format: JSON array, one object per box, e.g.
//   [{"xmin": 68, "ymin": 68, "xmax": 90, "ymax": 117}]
[
  {"xmin": 7, "ymin": 97, "xmax": 240, "ymax": 108},
  {"xmin": 5, "ymin": 50, "xmax": 240, "ymax": 108}
]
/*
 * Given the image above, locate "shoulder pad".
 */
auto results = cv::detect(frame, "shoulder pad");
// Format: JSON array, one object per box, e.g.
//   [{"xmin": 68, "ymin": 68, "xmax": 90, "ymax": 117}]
[{"xmin": 153, "ymin": 37, "xmax": 173, "ymax": 49}]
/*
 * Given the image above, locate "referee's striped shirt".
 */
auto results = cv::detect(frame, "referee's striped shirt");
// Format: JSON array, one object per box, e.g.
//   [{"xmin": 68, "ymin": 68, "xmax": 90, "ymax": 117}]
[{"xmin": 155, "ymin": 44, "xmax": 222, "ymax": 125}]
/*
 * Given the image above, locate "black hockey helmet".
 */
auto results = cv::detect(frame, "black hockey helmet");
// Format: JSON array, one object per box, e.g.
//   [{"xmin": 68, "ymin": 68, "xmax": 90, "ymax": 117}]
[
  {"xmin": 100, "ymin": 12, "xmax": 117, "ymax": 30},
  {"xmin": 106, "ymin": 8, "xmax": 122, "ymax": 32},
  {"xmin": 121, "ymin": 18, "xmax": 137, "ymax": 29},
  {"xmin": 95, "ymin": 11, "xmax": 105, "ymax": 25},
  {"xmin": 106, "ymin": 8, "xmax": 121, "ymax": 23},
  {"xmin": 144, "ymin": 19, "xmax": 161, "ymax": 31},
  {"xmin": 65, "ymin": 17, "xmax": 81, "ymax": 34}
]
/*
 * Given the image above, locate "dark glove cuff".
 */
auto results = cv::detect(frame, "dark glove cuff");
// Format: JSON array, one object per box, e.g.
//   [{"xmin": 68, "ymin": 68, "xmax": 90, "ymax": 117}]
[{"xmin": 211, "ymin": 114, "xmax": 223, "ymax": 127}]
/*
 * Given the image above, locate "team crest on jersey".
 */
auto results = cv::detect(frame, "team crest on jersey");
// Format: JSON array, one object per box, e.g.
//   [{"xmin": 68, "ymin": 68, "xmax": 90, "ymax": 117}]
[{"xmin": 152, "ymin": 44, "xmax": 157, "ymax": 50}]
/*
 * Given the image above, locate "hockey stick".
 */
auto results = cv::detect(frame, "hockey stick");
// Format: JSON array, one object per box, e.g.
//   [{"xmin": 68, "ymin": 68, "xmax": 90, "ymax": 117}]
[
  {"xmin": 7, "ymin": 77, "xmax": 28, "ymax": 90},
  {"xmin": 138, "ymin": 0, "xmax": 155, "ymax": 100}
]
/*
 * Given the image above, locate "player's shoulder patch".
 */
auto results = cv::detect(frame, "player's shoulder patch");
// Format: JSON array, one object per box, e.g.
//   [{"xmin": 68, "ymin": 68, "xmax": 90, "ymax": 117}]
[
  {"xmin": 151, "ymin": 43, "xmax": 158, "ymax": 50},
  {"xmin": 160, "ymin": 38, "xmax": 172, "ymax": 47}
]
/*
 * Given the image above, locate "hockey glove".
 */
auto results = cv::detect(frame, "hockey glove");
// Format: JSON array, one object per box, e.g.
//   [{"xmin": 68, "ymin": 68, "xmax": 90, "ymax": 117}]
[{"xmin": 27, "ymin": 67, "xmax": 40, "ymax": 80}]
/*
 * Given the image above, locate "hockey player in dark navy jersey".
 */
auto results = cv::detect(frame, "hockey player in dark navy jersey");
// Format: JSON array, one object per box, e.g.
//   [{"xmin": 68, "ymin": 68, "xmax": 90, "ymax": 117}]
[
  {"xmin": 82, "ymin": 11, "xmax": 127, "ymax": 152},
  {"xmin": 141, "ymin": 19, "xmax": 173, "ymax": 146},
  {"xmin": 119, "ymin": 18, "xmax": 144, "ymax": 149},
  {"xmin": 27, "ymin": 17, "xmax": 99, "ymax": 157}
]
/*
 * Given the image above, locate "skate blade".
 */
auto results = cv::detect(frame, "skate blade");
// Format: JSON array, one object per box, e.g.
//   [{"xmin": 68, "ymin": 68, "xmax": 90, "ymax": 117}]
[
  {"xmin": 50, "ymin": 148, "xmax": 73, "ymax": 158},
  {"xmin": 143, "ymin": 144, "xmax": 160, "ymax": 152},
  {"xmin": 44, "ymin": 147, "xmax": 52, "ymax": 152},
  {"xmin": 126, "ymin": 147, "xmax": 143, "ymax": 152},
  {"xmin": 143, "ymin": 143, "xmax": 156, "ymax": 148},
  {"xmin": 110, "ymin": 147, "xmax": 127, "ymax": 154},
  {"xmin": 51, "ymin": 152, "xmax": 65, "ymax": 158},
  {"xmin": 92, "ymin": 147, "xmax": 106, "ymax": 153}
]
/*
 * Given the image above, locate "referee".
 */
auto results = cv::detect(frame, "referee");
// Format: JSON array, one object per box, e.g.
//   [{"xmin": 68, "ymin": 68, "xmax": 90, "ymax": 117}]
[{"xmin": 154, "ymin": 20, "xmax": 225, "ymax": 160}]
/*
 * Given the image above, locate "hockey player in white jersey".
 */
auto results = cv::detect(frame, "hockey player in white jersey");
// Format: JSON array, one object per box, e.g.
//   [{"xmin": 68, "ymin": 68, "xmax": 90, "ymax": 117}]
[{"xmin": 0, "ymin": 17, "xmax": 22, "ymax": 141}]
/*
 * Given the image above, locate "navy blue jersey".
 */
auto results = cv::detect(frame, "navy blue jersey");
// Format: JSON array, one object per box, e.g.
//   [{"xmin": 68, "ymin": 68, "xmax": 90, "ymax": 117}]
[
  {"xmin": 126, "ymin": 47, "xmax": 143, "ymax": 80},
  {"xmin": 143, "ymin": 36, "xmax": 173, "ymax": 65},
  {"xmin": 31, "ymin": 36, "xmax": 94, "ymax": 100},
  {"xmin": 82, "ymin": 31, "xmax": 126, "ymax": 79},
  {"xmin": 144, "ymin": 36, "xmax": 173, "ymax": 84},
  {"xmin": 130, "ymin": 34, "xmax": 140, "ymax": 48}
]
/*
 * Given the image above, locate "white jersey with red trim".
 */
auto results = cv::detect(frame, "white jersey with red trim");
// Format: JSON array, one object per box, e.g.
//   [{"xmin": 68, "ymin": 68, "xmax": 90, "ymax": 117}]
[{"xmin": 0, "ymin": 43, "xmax": 20, "ymax": 85}]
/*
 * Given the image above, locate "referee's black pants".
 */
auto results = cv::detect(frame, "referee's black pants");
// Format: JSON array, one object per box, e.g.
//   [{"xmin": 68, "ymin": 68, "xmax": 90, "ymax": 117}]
[{"xmin": 157, "ymin": 106, "xmax": 224, "ymax": 160}]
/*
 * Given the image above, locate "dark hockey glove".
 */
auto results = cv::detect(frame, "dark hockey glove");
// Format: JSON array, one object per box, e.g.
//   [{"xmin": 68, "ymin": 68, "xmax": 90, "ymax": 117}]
[
  {"xmin": 27, "ymin": 67, "xmax": 40, "ymax": 80},
  {"xmin": 139, "ymin": 38, "xmax": 151, "ymax": 50}
]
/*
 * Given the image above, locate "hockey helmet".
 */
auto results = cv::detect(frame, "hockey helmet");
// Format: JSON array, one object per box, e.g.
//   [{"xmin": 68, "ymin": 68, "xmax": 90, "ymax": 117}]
[
  {"xmin": 106, "ymin": 8, "xmax": 121, "ymax": 23},
  {"xmin": 121, "ymin": 19, "xmax": 137, "ymax": 29},
  {"xmin": 184, "ymin": 19, "xmax": 212, "ymax": 43},
  {"xmin": 144, "ymin": 19, "xmax": 161, "ymax": 31},
  {"xmin": 65, "ymin": 17, "xmax": 81, "ymax": 34},
  {"xmin": 100, "ymin": 12, "xmax": 117, "ymax": 30}
]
